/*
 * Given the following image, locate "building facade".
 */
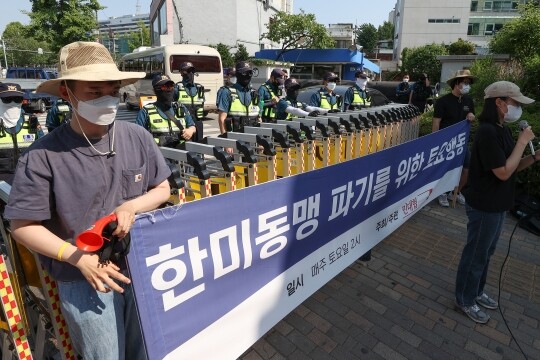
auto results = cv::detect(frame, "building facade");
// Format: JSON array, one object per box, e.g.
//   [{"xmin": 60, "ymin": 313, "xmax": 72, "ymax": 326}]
[
  {"xmin": 392, "ymin": 0, "xmax": 528, "ymax": 63},
  {"xmin": 99, "ymin": 14, "xmax": 151, "ymax": 57},
  {"xmin": 149, "ymin": 0, "xmax": 293, "ymax": 55}
]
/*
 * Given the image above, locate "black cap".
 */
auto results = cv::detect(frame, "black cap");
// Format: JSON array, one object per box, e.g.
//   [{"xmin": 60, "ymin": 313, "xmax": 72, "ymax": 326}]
[
  {"xmin": 419, "ymin": 73, "xmax": 429, "ymax": 80},
  {"xmin": 354, "ymin": 70, "xmax": 368, "ymax": 79},
  {"xmin": 152, "ymin": 74, "xmax": 174, "ymax": 88},
  {"xmin": 284, "ymin": 78, "xmax": 301, "ymax": 90},
  {"xmin": 323, "ymin": 72, "xmax": 339, "ymax": 82},
  {"xmin": 271, "ymin": 68, "xmax": 285, "ymax": 79},
  {"xmin": 0, "ymin": 82, "xmax": 24, "ymax": 97},
  {"xmin": 235, "ymin": 61, "xmax": 253, "ymax": 75},
  {"xmin": 180, "ymin": 62, "xmax": 195, "ymax": 72},
  {"xmin": 227, "ymin": 67, "xmax": 236, "ymax": 76}
]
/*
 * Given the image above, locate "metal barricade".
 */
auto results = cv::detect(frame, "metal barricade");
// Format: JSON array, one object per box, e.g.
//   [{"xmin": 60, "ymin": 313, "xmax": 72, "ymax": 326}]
[{"xmin": 244, "ymin": 126, "xmax": 290, "ymax": 178}]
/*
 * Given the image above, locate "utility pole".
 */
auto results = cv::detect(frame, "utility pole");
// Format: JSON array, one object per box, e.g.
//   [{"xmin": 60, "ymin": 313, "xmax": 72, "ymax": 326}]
[{"xmin": 0, "ymin": 36, "xmax": 7, "ymax": 70}]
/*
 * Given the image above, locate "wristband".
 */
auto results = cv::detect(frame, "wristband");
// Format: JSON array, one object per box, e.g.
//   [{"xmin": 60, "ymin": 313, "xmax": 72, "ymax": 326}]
[{"xmin": 57, "ymin": 242, "xmax": 70, "ymax": 261}]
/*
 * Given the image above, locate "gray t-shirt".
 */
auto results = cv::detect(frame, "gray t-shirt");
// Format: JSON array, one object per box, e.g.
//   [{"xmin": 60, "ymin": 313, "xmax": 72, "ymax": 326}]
[{"xmin": 4, "ymin": 120, "xmax": 171, "ymax": 281}]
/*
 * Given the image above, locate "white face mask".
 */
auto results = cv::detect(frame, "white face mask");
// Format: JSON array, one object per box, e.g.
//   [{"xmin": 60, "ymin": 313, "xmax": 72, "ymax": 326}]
[
  {"xmin": 460, "ymin": 84, "xmax": 471, "ymax": 95},
  {"xmin": 403, "ymin": 78, "xmax": 409, "ymax": 83},
  {"xmin": 327, "ymin": 82, "xmax": 337, "ymax": 91},
  {"xmin": 356, "ymin": 79, "xmax": 368, "ymax": 89},
  {"xmin": 0, "ymin": 102, "xmax": 22, "ymax": 128},
  {"xmin": 69, "ymin": 89, "xmax": 119, "ymax": 126},
  {"xmin": 229, "ymin": 76, "xmax": 237, "ymax": 85},
  {"xmin": 503, "ymin": 104, "xmax": 522, "ymax": 123}
]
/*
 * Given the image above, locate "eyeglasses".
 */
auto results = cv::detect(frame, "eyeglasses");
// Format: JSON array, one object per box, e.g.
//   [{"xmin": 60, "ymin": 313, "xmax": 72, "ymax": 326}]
[{"xmin": 1, "ymin": 97, "xmax": 23, "ymax": 104}]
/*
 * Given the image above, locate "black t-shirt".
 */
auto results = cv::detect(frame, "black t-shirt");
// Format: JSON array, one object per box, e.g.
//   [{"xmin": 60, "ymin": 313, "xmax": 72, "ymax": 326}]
[
  {"xmin": 433, "ymin": 93, "xmax": 475, "ymax": 129},
  {"xmin": 462, "ymin": 122, "xmax": 516, "ymax": 212}
]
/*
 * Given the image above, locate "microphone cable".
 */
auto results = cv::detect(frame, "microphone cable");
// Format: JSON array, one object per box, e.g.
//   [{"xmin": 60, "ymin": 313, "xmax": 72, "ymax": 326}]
[{"xmin": 497, "ymin": 212, "xmax": 533, "ymax": 360}]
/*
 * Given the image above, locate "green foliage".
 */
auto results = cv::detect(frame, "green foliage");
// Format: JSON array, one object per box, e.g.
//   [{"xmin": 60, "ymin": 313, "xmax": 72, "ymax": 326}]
[
  {"xmin": 233, "ymin": 44, "xmax": 250, "ymax": 64},
  {"xmin": 489, "ymin": 3, "xmax": 540, "ymax": 62},
  {"xmin": 522, "ymin": 55, "xmax": 540, "ymax": 100},
  {"xmin": 377, "ymin": 21, "xmax": 394, "ymax": 41},
  {"xmin": 210, "ymin": 43, "xmax": 234, "ymax": 68},
  {"xmin": 356, "ymin": 23, "xmax": 377, "ymax": 53},
  {"xmin": 26, "ymin": 0, "xmax": 103, "ymax": 52},
  {"xmin": 401, "ymin": 43, "xmax": 448, "ymax": 82},
  {"xmin": 1, "ymin": 22, "xmax": 56, "ymax": 67},
  {"xmin": 125, "ymin": 22, "xmax": 151, "ymax": 53},
  {"xmin": 448, "ymin": 38, "xmax": 476, "ymax": 55},
  {"xmin": 261, "ymin": 11, "xmax": 335, "ymax": 60}
]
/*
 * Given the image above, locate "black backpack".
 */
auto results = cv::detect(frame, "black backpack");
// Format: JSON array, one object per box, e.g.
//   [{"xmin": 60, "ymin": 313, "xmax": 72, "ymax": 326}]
[{"xmin": 511, "ymin": 193, "xmax": 540, "ymax": 236}]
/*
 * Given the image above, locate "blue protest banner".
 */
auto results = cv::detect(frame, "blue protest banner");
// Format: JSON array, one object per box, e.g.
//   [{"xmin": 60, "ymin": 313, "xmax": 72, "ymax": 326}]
[{"xmin": 128, "ymin": 121, "xmax": 470, "ymax": 359}]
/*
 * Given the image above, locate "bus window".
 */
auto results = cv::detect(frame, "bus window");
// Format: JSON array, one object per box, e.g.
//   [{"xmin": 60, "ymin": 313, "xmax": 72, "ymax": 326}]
[{"xmin": 170, "ymin": 55, "xmax": 221, "ymax": 73}]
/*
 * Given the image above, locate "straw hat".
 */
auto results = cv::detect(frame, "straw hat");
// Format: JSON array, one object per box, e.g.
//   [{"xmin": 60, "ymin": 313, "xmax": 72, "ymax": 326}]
[
  {"xmin": 446, "ymin": 69, "xmax": 475, "ymax": 87},
  {"xmin": 37, "ymin": 42, "xmax": 145, "ymax": 97}
]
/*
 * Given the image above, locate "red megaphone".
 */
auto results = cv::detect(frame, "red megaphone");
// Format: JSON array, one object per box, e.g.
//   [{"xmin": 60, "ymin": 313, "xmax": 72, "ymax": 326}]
[{"xmin": 75, "ymin": 214, "xmax": 117, "ymax": 252}]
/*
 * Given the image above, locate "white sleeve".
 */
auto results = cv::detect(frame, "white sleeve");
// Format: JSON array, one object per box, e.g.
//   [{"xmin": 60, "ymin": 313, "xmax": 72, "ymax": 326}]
[
  {"xmin": 286, "ymin": 106, "xmax": 310, "ymax": 117},
  {"xmin": 305, "ymin": 106, "xmax": 329, "ymax": 114}
]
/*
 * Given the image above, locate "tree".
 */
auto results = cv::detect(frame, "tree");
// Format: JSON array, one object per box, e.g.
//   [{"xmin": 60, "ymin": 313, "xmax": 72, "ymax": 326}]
[
  {"xmin": 401, "ymin": 43, "xmax": 448, "ymax": 83},
  {"xmin": 125, "ymin": 22, "xmax": 151, "ymax": 52},
  {"xmin": 233, "ymin": 44, "xmax": 250, "ymax": 64},
  {"xmin": 355, "ymin": 24, "xmax": 377, "ymax": 53},
  {"xmin": 1, "ymin": 22, "xmax": 56, "ymax": 67},
  {"xmin": 25, "ymin": 0, "xmax": 103, "ymax": 52},
  {"xmin": 211, "ymin": 43, "xmax": 234, "ymax": 68},
  {"xmin": 377, "ymin": 21, "xmax": 394, "ymax": 41},
  {"xmin": 489, "ymin": 3, "xmax": 540, "ymax": 62},
  {"xmin": 448, "ymin": 38, "xmax": 476, "ymax": 55},
  {"xmin": 261, "ymin": 11, "xmax": 335, "ymax": 60}
]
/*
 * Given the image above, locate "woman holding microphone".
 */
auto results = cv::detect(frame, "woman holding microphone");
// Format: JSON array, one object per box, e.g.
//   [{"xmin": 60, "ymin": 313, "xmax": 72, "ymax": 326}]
[{"xmin": 455, "ymin": 81, "xmax": 536, "ymax": 323}]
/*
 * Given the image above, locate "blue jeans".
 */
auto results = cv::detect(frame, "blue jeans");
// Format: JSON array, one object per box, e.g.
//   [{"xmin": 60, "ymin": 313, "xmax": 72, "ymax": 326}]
[
  {"xmin": 57, "ymin": 280, "xmax": 147, "ymax": 360},
  {"xmin": 455, "ymin": 204, "xmax": 505, "ymax": 306}
]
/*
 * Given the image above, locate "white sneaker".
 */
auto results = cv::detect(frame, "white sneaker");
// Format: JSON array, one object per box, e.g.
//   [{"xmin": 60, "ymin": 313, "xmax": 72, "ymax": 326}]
[
  {"xmin": 438, "ymin": 194, "xmax": 449, "ymax": 207},
  {"xmin": 448, "ymin": 192, "xmax": 466, "ymax": 205}
]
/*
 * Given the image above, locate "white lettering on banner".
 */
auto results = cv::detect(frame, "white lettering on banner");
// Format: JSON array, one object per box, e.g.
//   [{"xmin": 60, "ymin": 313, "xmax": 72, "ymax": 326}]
[
  {"xmin": 424, "ymin": 132, "xmax": 467, "ymax": 170},
  {"xmin": 395, "ymin": 153, "xmax": 425, "ymax": 188},
  {"xmin": 372, "ymin": 166, "xmax": 391, "ymax": 201},
  {"xmin": 210, "ymin": 226, "xmax": 241, "ymax": 279},
  {"xmin": 328, "ymin": 181, "xmax": 355, "ymax": 220},
  {"xmin": 255, "ymin": 206, "xmax": 290, "ymax": 259},
  {"xmin": 146, "ymin": 243, "xmax": 206, "ymax": 311},
  {"xmin": 293, "ymin": 194, "xmax": 320, "ymax": 240}
]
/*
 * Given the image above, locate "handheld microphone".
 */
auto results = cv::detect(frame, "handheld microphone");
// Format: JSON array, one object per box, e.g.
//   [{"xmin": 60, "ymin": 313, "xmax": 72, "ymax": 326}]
[{"xmin": 519, "ymin": 120, "xmax": 536, "ymax": 155}]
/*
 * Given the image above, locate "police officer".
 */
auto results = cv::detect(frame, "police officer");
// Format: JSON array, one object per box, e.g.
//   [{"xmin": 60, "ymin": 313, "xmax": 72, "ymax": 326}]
[
  {"xmin": 276, "ymin": 77, "xmax": 328, "ymax": 120},
  {"xmin": 45, "ymin": 98, "xmax": 72, "ymax": 133},
  {"xmin": 175, "ymin": 61, "xmax": 204, "ymax": 142},
  {"xmin": 344, "ymin": 70, "xmax": 372, "ymax": 110},
  {"xmin": 309, "ymin": 72, "xmax": 342, "ymax": 112},
  {"xmin": 0, "ymin": 82, "xmax": 44, "ymax": 184},
  {"xmin": 136, "ymin": 74, "xmax": 196, "ymax": 149},
  {"xmin": 217, "ymin": 61, "xmax": 260, "ymax": 134},
  {"xmin": 258, "ymin": 68, "xmax": 285, "ymax": 123},
  {"xmin": 216, "ymin": 67, "xmax": 236, "ymax": 108}
]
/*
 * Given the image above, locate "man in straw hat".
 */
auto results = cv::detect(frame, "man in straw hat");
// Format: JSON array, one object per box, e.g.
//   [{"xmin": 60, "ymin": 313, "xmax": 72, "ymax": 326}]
[
  {"xmin": 4, "ymin": 42, "xmax": 171, "ymax": 360},
  {"xmin": 455, "ymin": 81, "xmax": 535, "ymax": 323},
  {"xmin": 432, "ymin": 69, "xmax": 476, "ymax": 207}
]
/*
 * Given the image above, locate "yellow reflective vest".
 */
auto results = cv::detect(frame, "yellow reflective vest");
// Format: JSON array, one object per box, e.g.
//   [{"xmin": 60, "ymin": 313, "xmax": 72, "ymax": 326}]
[
  {"xmin": 318, "ymin": 92, "xmax": 341, "ymax": 111},
  {"xmin": 144, "ymin": 103, "xmax": 187, "ymax": 144},
  {"xmin": 349, "ymin": 87, "xmax": 371, "ymax": 108},
  {"xmin": 177, "ymin": 83, "xmax": 204, "ymax": 120}
]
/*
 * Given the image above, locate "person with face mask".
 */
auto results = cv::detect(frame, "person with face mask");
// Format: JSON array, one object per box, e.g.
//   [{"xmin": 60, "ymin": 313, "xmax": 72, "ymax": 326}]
[
  {"xmin": 174, "ymin": 62, "xmax": 205, "ymax": 143},
  {"xmin": 217, "ymin": 61, "xmax": 260, "ymax": 134},
  {"xmin": 344, "ymin": 70, "xmax": 372, "ymax": 110},
  {"xmin": 455, "ymin": 81, "xmax": 536, "ymax": 324},
  {"xmin": 216, "ymin": 67, "xmax": 236, "ymax": 108},
  {"xmin": 4, "ymin": 41, "xmax": 171, "ymax": 360},
  {"xmin": 395, "ymin": 74, "xmax": 411, "ymax": 103},
  {"xmin": 258, "ymin": 68, "xmax": 285, "ymax": 123},
  {"xmin": 309, "ymin": 72, "xmax": 342, "ymax": 112},
  {"xmin": 275, "ymin": 77, "xmax": 329, "ymax": 120},
  {"xmin": 0, "ymin": 82, "xmax": 44, "ymax": 184},
  {"xmin": 136, "ymin": 74, "xmax": 196, "ymax": 149},
  {"xmin": 433, "ymin": 70, "xmax": 476, "ymax": 207}
]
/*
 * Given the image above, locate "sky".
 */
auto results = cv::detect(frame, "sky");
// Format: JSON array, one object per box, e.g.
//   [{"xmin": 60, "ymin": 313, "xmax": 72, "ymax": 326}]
[{"xmin": 0, "ymin": 0, "xmax": 396, "ymax": 37}]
